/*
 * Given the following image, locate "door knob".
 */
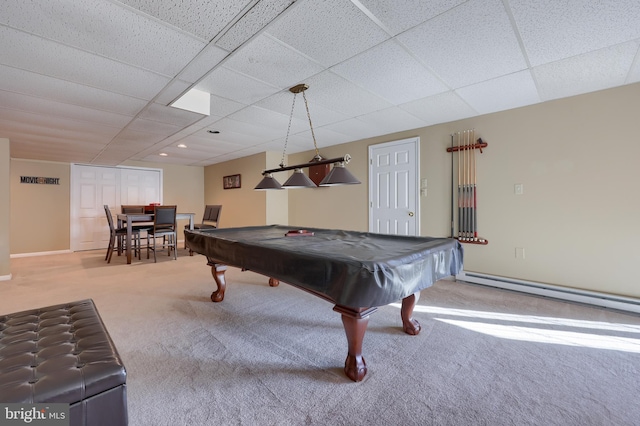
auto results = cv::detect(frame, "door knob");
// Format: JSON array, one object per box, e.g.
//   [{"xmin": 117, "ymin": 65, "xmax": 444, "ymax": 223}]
[{"xmin": 408, "ymin": 211, "xmax": 414, "ymax": 217}]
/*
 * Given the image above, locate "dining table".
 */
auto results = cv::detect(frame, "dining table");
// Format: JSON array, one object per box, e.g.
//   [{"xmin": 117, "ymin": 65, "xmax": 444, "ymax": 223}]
[{"xmin": 117, "ymin": 212, "xmax": 195, "ymax": 264}]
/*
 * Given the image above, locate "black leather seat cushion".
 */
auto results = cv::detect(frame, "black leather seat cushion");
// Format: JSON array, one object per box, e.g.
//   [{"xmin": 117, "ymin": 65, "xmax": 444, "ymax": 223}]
[{"xmin": 0, "ymin": 299, "xmax": 127, "ymax": 425}]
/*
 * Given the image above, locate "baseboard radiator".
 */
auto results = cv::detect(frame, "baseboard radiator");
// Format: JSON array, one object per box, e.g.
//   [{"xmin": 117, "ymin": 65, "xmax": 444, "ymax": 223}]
[{"xmin": 457, "ymin": 271, "xmax": 640, "ymax": 315}]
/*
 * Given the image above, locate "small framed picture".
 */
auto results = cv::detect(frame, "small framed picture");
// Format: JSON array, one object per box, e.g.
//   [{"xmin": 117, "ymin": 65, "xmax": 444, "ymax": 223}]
[{"xmin": 223, "ymin": 174, "xmax": 241, "ymax": 189}]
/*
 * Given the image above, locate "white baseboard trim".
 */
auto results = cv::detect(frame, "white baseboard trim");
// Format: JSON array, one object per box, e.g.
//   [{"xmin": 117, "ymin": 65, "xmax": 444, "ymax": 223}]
[
  {"xmin": 457, "ymin": 271, "xmax": 640, "ymax": 315},
  {"xmin": 0, "ymin": 273, "xmax": 12, "ymax": 281},
  {"xmin": 10, "ymin": 250, "xmax": 73, "ymax": 258}
]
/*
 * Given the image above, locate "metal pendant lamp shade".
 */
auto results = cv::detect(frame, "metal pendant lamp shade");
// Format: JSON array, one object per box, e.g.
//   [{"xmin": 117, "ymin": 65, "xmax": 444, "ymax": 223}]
[
  {"xmin": 282, "ymin": 169, "xmax": 317, "ymax": 188},
  {"xmin": 319, "ymin": 163, "xmax": 361, "ymax": 186},
  {"xmin": 254, "ymin": 173, "xmax": 283, "ymax": 190}
]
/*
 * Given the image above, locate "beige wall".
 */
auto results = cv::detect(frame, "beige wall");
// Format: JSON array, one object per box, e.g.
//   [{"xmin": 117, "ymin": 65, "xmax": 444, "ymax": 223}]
[
  {"xmin": 0, "ymin": 139, "xmax": 9, "ymax": 277},
  {"xmin": 283, "ymin": 83, "xmax": 640, "ymax": 299},
  {"xmin": 10, "ymin": 159, "xmax": 70, "ymax": 254},
  {"xmin": 204, "ymin": 152, "xmax": 288, "ymax": 227},
  {"xmin": 9, "ymin": 160, "xmax": 204, "ymax": 254}
]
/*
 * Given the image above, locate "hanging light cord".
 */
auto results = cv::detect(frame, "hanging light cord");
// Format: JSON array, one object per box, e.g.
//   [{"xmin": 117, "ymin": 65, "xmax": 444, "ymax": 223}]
[
  {"xmin": 301, "ymin": 90, "xmax": 320, "ymax": 158},
  {"xmin": 280, "ymin": 92, "xmax": 298, "ymax": 168}
]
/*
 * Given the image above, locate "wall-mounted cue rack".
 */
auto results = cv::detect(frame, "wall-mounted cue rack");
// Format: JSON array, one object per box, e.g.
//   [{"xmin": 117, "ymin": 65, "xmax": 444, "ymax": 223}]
[{"xmin": 447, "ymin": 130, "xmax": 488, "ymax": 245}]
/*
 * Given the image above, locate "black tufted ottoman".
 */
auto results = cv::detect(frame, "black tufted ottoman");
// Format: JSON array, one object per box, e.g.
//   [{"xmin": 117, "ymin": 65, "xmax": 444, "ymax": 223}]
[{"xmin": 0, "ymin": 299, "xmax": 127, "ymax": 426}]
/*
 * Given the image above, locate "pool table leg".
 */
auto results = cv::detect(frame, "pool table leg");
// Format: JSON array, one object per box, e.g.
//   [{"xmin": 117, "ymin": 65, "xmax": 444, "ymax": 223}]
[
  {"xmin": 401, "ymin": 292, "xmax": 422, "ymax": 335},
  {"xmin": 206, "ymin": 259, "xmax": 228, "ymax": 302},
  {"xmin": 333, "ymin": 306, "xmax": 377, "ymax": 382}
]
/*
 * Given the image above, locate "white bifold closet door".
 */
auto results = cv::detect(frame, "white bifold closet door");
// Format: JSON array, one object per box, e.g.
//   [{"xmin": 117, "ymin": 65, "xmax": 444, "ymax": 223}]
[{"xmin": 70, "ymin": 164, "xmax": 162, "ymax": 251}]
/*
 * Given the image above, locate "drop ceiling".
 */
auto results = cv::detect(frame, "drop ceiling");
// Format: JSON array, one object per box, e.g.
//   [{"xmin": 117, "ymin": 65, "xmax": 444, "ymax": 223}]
[{"xmin": 1, "ymin": 0, "xmax": 639, "ymax": 167}]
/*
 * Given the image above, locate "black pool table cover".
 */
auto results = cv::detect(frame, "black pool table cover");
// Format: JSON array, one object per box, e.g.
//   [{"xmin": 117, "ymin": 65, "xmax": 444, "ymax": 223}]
[{"xmin": 185, "ymin": 225, "xmax": 463, "ymax": 308}]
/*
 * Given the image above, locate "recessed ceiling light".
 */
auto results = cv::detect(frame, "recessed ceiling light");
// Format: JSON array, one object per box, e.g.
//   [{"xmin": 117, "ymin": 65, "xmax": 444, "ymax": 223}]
[
  {"xmin": 207, "ymin": 130, "xmax": 220, "ymax": 134},
  {"xmin": 177, "ymin": 144, "xmax": 187, "ymax": 148},
  {"xmin": 159, "ymin": 153, "xmax": 168, "ymax": 156}
]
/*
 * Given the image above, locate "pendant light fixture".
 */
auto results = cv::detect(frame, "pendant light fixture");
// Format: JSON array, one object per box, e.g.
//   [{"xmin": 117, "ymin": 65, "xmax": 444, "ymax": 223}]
[{"xmin": 254, "ymin": 84, "xmax": 360, "ymax": 190}]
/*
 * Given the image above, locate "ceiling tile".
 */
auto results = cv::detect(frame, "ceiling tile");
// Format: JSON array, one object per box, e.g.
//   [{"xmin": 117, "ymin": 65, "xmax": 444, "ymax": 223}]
[
  {"xmin": 215, "ymin": 0, "xmax": 296, "ymax": 51},
  {"xmin": 356, "ymin": 0, "xmax": 466, "ymax": 35},
  {"xmin": 509, "ymin": 0, "xmax": 640, "ymax": 66},
  {"xmin": 322, "ymin": 118, "xmax": 388, "ymax": 141},
  {"xmin": 178, "ymin": 45, "xmax": 230, "ymax": 84},
  {"xmin": 0, "ymin": 0, "xmax": 205, "ymax": 77},
  {"xmin": 456, "ymin": 70, "xmax": 540, "ymax": 115},
  {"xmin": 140, "ymin": 103, "xmax": 206, "ymax": 127},
  {"xmin": 0, "ymin": 26, "xmax": 170, "ymax": 100},
  {"xmin": 397, "ymin": 0, "xmax": 527, "ymax": 87},
  {"xmin": 224, "ymin": 34, "xmax": 325, "ymax": 89},
  {"xmin": 399, "ymin": 91, "xmax": 478, "ymax": 126},
  {"xmin": 301, "ymin": 71, "xmax": 392, "ymax": 116},
  {"xmin": 117, "ymin": 0, "xmax": 253, "ymax": 41},
  {"xmin": 125, "ymin": 117, "xmax": 183, "ymax": 136},
  {"xmin": 0, "ymin": 65, "xmax": 148, "ymax": 116},
  {"xmin": 254, "ymin": 90, "xmax": 350, "ymax": 127},
  {"xmin": 0, "ymin": 91, "xmax": 133, "ymax": 128},
  {"xmin": 228, "ymin": 105, "xmax": 309, "ymax": 134},
  {"xmin": 331, "ymin": 39, "xmax": 448, "ymax": 104},
  {"xmin": 0, "ymin": 111, "xmax": 120, "ymax": 141},
  {"xmin": 196, "ymin": 66, "xmax": 280, "ymax": 104},
  {"xmin": 266, "ymin": 0, "xmax": 389, "ymax": 67},
  {"xmin": 355, "ymin": 107, "xmax": 429, "ymax": 135},
  {"xmin": 534, "ymin": 42, "xmax": 639, "ymax": 101},
  {"xmin": 212, "ymin": 117, "xmax": 284, "ymax": 140}
]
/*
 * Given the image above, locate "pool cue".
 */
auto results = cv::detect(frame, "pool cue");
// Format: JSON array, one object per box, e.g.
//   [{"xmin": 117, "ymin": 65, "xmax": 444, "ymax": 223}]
[
  {"xmin": 472, "ymin": 130, "xmax": 477, "ymax": 241},
  {"xmin": 457, "ymin": 132, "xmax": 462, "ymax": 240},
  {"xmin": 466, "ymin": 130, "xmax": 471, "ymax": 240},
  {"xmin": 451, "ymin": 134, "xmax": 454, "ymax": 238},
  {"xmin": 462, "ymin": 131, "xmax": 467, "ymax": 240}
]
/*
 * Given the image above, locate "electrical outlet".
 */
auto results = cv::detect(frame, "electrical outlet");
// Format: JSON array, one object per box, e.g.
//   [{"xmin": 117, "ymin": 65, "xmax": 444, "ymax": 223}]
[
  {"xmin": 515, "ymin": 247, "xmax": 525, "ymax": 259},
  {"xmin": 514, "ymin": 184, "xmax": 524, "ymax": 195}
]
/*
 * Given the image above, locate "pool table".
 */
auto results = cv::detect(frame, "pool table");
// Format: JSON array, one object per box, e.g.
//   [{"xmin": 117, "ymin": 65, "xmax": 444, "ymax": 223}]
[{"xmin": 185, "ymin": 225, "xmax": 463, "ymax": 381}]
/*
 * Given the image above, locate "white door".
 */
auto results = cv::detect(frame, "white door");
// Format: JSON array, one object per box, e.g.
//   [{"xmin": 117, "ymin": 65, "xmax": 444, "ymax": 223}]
[
  {"xmin": 369, "ymin": 137, "xmax": 419, "ymax": 236},
  {"xmin": 120, "ymin": 168, "xmax": 161, "ymax": 206},
  {"xmin": 71, "ymin": 165, "xmax": 120, "ymax": 251},
  {"xmin": 71, "ymin": 165, "xmax": 162, "ymax": 251}
]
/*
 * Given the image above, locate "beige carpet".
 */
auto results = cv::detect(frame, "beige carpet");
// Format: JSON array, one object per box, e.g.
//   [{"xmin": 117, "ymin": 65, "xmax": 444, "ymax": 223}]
[{"xmin": 3, "ymin": 249, "xmax": 640, "ymax": 425}]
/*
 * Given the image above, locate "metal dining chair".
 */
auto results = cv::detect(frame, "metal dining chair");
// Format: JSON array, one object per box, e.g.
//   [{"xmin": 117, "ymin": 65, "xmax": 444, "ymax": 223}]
[
  {"xmin": 147, "ymin": 205, "xmax": 177, "ymax": 262},
  {"xmin": 104, "ymin": 205, "xmax": 141, "ymax": 263}
]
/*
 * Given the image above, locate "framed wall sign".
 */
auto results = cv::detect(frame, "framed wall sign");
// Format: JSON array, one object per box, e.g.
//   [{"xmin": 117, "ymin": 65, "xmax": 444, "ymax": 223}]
[{"xmin": 223, "ymin": 174, "xmax": 241, "ymax": 189}]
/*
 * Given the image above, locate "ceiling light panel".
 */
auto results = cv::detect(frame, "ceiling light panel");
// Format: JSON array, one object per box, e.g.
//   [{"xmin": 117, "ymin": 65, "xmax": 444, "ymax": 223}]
[
  {"xmin": 266, "ymin": 0, "xmax": 389, "ymax": 67},
  {"xmin": 0, "ymin": 0, "xmax": 205, "ymax": 77},
  {"xmin": 397, "ymin": 0, "xmax": 527, "ymax": 88},
  {"xmin": 0, "ymin": 27, "xmax": 170, "ymax": 100},
  {"xmin": 331, "ymin": 39, "xmax": 448, "ymax": 104},
  {"xmin": 117, "ymin": 0, "xmax": 254, "ymax": 41},
  {"xmin": 216, "ymin": 0, "xmax": 296, "ymax": 51},
  {"xmin": 224, "ymin": 34, "xmax": 325, "ymax": 89},
  {"xmin": 509, "ymin": 0, "xmax": 640, "ymax": 67},
  {"xmin": 356, "ymin": 0, "xmax": 466, "ymax": 35}
]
